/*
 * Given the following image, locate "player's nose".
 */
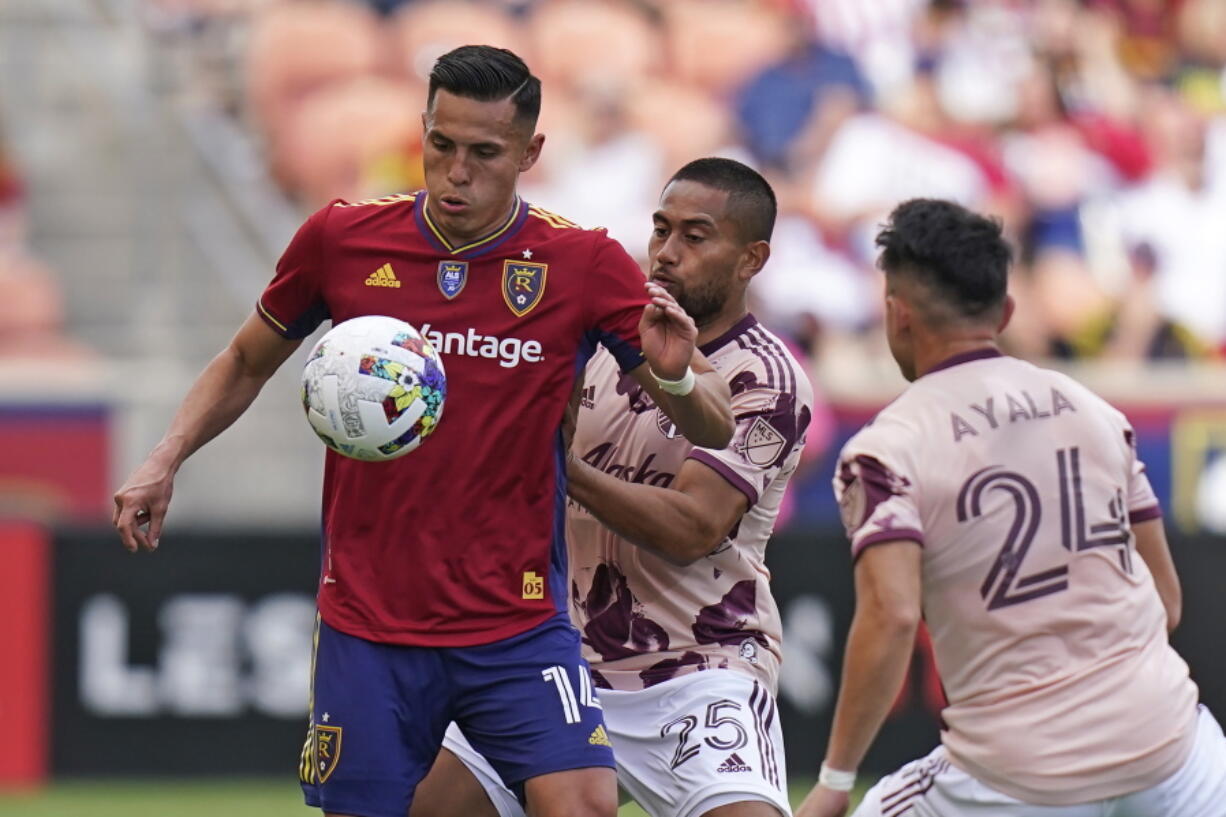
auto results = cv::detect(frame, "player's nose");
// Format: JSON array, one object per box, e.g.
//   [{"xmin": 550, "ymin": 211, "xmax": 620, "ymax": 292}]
[
  {"xmin": 655, "ymin": 234, "xmax": 681, "ymax": 266},
  {"xmin": 447, "ymin": 154, "xmax": 470, "ymax": 186}
]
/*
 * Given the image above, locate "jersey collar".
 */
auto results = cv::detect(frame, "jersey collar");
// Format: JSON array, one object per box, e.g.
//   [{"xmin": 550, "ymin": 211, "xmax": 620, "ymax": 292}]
[
  {"xmin": 926, "ymin": 346, "xmax": 1004, "ymax": 375},
  {"xmin": 699, "ymin": 313, "xmax": 759, "ymax": 356},
  {"xmin": 415, "ymin": 193, "xmax": 528, "ymax": 259}
]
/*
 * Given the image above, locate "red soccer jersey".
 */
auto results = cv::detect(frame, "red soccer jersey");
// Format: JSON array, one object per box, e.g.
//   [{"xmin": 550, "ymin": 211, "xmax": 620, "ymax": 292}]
[{"xmin": 258, "ymin": 192, "xmax": 647, "ymax": 646}]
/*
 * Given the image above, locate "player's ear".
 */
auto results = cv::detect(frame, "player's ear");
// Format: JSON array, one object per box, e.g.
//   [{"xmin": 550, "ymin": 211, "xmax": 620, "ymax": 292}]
[
  {"xmin": 519, "ymin": 132, "xmax": 545, "ymax": 173},
  {"xmin": 738, "ymin": 240, "xmax": 770, "ymax": 282},
  {"xmin": 997, "ymin": 294, "xmax": 1015, "ymax": 333},
  {"xmin": 885, "ymin": 291, "xmax": 910, "ymax": 333}
]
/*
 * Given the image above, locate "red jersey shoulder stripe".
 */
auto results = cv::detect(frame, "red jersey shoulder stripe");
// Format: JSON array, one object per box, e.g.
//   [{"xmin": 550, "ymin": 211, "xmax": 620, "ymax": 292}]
[
  {"xmin": 528, "ymin": 205, "xmax": 582, "ymax": 230},
  {"xmin": 332, "ymin": 193, "xmax": 417, "ymax": 209}
]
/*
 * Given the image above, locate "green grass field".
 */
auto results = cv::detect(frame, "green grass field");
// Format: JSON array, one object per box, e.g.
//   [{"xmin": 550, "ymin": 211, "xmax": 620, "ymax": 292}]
[{"xmin": 0, "ymin": 778, "xmax": 868, "ymax": 817}]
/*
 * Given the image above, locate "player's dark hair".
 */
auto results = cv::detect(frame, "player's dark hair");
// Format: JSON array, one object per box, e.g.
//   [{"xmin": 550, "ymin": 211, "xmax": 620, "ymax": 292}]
[
  {"xmin": 876, "ymin": 199, "xmax": 1012, "ymax": 321},
  {"xmin": 428, "ymin": 45, "xmax": 541, "ymax": 128},
  {"xmin": 668, "ymin": 157, "xmax": 777, "ymax": 243}
]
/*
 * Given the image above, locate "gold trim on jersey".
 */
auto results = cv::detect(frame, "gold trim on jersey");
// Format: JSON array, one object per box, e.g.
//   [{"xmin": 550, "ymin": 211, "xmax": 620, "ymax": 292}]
[
  {"xmin": 298, "ymin": 613, "xmax": 321, "ymax": 785},
  {"xmin": 332, "ymin": 193, "xmax": 417, "ymax": 208},
  {"xmin": 528, "ymin": 205, "xmax": 581, "ymax": 230},
  {"xmin": 421, "ymin": 196, "xmax": 522, "ymax": 255},
  {"xmin": 257, "ymin": 299, "xmax": 289, "ymax": 333}
]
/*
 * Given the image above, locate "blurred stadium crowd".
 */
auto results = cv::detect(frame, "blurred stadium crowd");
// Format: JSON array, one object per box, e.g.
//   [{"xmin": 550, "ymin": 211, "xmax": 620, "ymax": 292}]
[{"xmin": 6, "ymin": 0, "xmax": 1226, "ymax": 375}]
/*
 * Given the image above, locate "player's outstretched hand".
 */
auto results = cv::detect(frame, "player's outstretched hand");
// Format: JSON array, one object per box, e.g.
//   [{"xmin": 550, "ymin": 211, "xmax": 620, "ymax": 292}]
[
  {"xmin": 113, "ymin": 458, "xmax": 175, "ymax": 553},
  {"xmin": 638, "ymin": 281, "xmax": 697, "ymax": 381},
  {"xmin": 795, "ymin": 784, "xmax": 851, "ymax": 817}
]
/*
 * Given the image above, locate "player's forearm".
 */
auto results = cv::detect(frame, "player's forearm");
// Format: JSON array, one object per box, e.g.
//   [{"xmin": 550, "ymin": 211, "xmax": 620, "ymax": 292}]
[
  {"xmin": 823, "ymin": 602, "xmax": 919, "ymax": 772},
  {"xmin": 654, "ymin": 370, "xmax": 734, "ymax": 449},
  {"xmin": 149, "ymin": 344, "xmax": 276, "ymax": 473},
  {"xmin": 567, "ymin": 457, "xmax": 723, "ymax": 565}
]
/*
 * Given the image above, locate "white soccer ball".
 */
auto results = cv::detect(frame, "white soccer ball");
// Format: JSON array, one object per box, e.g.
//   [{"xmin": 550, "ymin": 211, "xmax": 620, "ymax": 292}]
[{"xmin": 301, "ymin": 315, "xmax": 447, "ymax": 461}]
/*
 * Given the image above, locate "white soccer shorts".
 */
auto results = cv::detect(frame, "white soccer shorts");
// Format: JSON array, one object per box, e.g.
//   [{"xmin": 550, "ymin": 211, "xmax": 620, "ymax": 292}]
[
  {"xmin": 853, "ymin": 704, "xmax": 1226, "ymax": 817},
  {"xmin": 443, "ymin": 670, "xmax": 791, "ymax": 817}
]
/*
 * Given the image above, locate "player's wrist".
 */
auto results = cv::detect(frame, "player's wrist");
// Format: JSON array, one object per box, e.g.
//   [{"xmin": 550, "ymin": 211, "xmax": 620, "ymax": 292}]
[
  {"xmin": 818, "ymin": 761, "xmax": 857, "ymax": 792},
  {"xmin": 650, "ymin": 366, "xmax": 696, "ymax": 396}
]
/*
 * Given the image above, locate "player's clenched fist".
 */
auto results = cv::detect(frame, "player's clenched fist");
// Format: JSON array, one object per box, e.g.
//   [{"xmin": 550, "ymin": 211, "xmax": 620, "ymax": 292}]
[{"xmin": 113, "ymin": 457, "xmax": 175, "ymax": 553}]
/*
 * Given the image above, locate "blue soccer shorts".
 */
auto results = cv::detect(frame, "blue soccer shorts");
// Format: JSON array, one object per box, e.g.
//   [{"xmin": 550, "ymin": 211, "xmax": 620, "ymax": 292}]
[{"xmin": 299, "ymin": 612, "xmax": 614, "ymax": 817}]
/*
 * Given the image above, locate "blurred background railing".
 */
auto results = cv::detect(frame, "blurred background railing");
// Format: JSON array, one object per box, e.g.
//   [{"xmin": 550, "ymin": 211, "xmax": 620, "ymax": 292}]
[{"xmin": 2, "ymin": 0, "xmax": 1225, "ymax": 796}]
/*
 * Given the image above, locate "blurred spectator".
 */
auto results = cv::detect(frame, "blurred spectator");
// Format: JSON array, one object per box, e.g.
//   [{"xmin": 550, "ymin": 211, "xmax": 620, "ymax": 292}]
[
  {"xmin": 807, "ymin": 70, "xmax": 992, "ymax": 264},
  {"xmin": 521, "ymin": 78, "xmax": 664, "ymax": 260},
  {"xmin": 801, "ymin": 0, "xmax": 927, "ymax": 97},
  {"xmin": 139, "ymin": 0, "xmax": 1226, "ymax": 367},
  {"xmin": 0, "ymin": 124, "xmax": 90, "ymax": 360},
  {"xmin": 1114, "ymin": 87, "xmax": 1226, "ymax": 357},
  {"xmin": 734, "ymin": 26, "xmax": 870, "ymax": 171}
]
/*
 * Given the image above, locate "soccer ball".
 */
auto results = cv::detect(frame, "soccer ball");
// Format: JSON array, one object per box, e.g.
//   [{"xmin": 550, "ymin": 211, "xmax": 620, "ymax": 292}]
[{"xmin": 301, "ymin": 315, "xmax": 447, "ymax": 461}]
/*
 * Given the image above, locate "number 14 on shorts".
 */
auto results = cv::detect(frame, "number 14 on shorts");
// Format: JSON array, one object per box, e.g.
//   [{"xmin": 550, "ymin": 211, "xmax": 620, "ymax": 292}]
[{"xmin": 541, "ymin": 665, "xmax": 602, "ymax": 724}]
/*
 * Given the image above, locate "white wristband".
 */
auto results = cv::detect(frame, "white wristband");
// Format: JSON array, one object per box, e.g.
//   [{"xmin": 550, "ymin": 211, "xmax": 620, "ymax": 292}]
[
  {"xmin": 651, "ymin": 366, "xmax": 696, "ymax": 397},
  {"xmin": 818, "ymin": 762, "xmax": 857, "ymax": 792}
]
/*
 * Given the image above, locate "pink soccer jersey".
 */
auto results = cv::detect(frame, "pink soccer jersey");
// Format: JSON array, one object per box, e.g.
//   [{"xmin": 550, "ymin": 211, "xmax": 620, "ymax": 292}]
[
  {"xmin": 835, "ymin": 349, "xmax": 1199, "ymax": 806},
  {"xmin": 569, "ymin": 315, "xmax": 814, "ymax": 693}
]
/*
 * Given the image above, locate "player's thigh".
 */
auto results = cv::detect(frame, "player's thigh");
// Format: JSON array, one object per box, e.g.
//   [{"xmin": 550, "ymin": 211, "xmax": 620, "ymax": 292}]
[
  {"xmin": 1115, "ymin": 704, "xmax": 1226, "ymax": 817},
  {"xmin": 522, "ymin": 766, "xmax": 619, "ymax": 817},
  {"xmin": 448, "ymin": 614, "xmax": 615, "ymax": 797},
  {"xmin": 853, "ymin": 749, "xmax": 1098, "ymax": 817},
  {"xmin": 600, "ymin": 671, "xmax": 790, "ymax": 817},
  {"xmin": 300, "ymin": 618, "xmax": 452, "ymax": 817},
  {"xmin": 415, "ymin": 723, "xmax": 525, "ymax": 817}
]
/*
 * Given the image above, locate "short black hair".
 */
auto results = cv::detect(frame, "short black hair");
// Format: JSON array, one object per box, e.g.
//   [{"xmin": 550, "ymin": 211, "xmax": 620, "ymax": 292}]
[
  {"xmin": 668, "ymin": 157, "xmax": 777, "ymax": 243},
  {"xmin": 428, "ymin": 45, "xmax": 541, "ymax": 128},
  {"xmin": 876, "ymin": 199, "xmax": 1011, "ymax": 320}
]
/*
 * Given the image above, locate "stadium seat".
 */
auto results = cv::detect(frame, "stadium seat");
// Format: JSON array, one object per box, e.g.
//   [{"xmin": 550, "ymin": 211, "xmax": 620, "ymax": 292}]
[
  {"xmin": 528, "ymin": 0, "xmax": 662, "ymax": 93},
  {"xmin": 0, "ymin": 251, "xmax": 90, "ymax": 359},
  {"xmin": 389, "ymin": 0, "xmax": 528, "ymax": 82},
  {"xmin": 276, "ymin": 76, "xmax": 424, "ymax": 207},
  {"xmin": 624, "ymin": 80, "xmax": 732, "ymax": 168},
  {"xmin": 244, "ymin": 1, "xmax": 385, "ymax": 149},
  {"xmin": 662, "ymin": 0, "xmax": 791, "ymax": 96}
]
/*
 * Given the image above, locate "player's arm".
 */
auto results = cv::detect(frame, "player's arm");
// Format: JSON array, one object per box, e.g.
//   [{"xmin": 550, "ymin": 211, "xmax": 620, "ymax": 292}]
[
  {"xmin": 566, "ymin": 456, "xmax": 747, "ymax": 566},
  {"xmin": 796, "ymin": 540, "xmax": 923, "ymax": 817},
  {"xmin": 1133, "ymin": 518, "xmax": 1182, "ymax": 632},
  {"xmin": 630, "ymin": 282, "xmax": 733, "ymax": 449},
  {"xmin": 113, "ymin": 313, "xmax": 302, "ymax": 553}
]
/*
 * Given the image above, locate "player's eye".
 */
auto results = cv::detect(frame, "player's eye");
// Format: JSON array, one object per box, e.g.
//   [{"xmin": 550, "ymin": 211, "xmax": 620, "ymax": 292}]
[
  {"xmin": 431, "ymin": 138, "xmax": 452, "ymax": 151},
  {"xmin": 685, "ymin": 234, "xmax": 705, "ymax": 244},
  {"xmin": 652, "ymin": 227, "xmax": 668, "ymax": 239},
  {"xmin": 475, "ymin": 148, "xmax": 499, "ymax": 159}
]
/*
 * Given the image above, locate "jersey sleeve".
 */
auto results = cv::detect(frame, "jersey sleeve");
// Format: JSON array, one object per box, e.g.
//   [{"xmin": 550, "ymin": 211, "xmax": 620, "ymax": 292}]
[
  {"xmin": 833, "ymin": 428, "xmax": 924, "ymax": 560},
  {"xmin": 1123, "ymin": 424, "xmax": 1162, "ymax": 524},
  {"xmin": 257, "ymin": 203, "xmax": 334, "ymax": 339},
  {"xmin": 582, "ymin": 231, "xmax": 647, "ymax": 373},
  {"xmin": 687, "ymin": 377, "xmax": 811, "ymax": 508}
]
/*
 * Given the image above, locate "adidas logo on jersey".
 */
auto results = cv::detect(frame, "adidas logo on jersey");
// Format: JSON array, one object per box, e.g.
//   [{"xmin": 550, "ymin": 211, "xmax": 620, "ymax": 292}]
[
  {"xmin": 579, "ymin": 385, "xmax": 595, "ymax": 410},
  {"xmin": 588, "ymin": 725, "xmax": 612, "ymax": 747},
  {"xmin": 717, "ymin": 753, "xmax": 753, "ymax": 773},
  {"xmin": 365, "ymin": 263, "xmax": 401, "ymax": 288}
]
